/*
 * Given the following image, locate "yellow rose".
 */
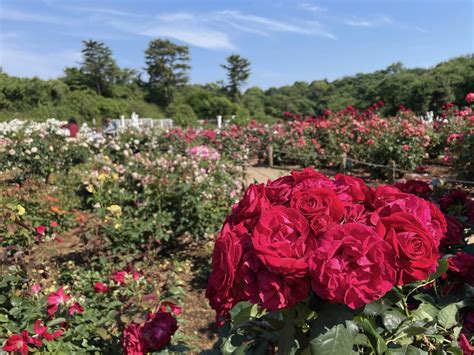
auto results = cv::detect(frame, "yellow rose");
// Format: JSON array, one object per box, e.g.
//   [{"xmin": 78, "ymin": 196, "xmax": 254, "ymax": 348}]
[
  {"xmin": 86, "ymin": 185, "xmax": 94, "ymax": 193},
  {"xmin": 112, "ymin": 173, "xmax": 119, "ymax": 181},
  {"xmin": 98, "ymin": 173, "xmax": 107, "ymax": 182},
  {"xmin": 114, "ymin": 223, "xmax": 122, "ymax": 230},
  {"xmin": 107, "ymin": 205, "xmax": 122, "ymax": 215},
  {"xmin": 16, "ymin": 205, "xmax": 26, "ymax": 216}
]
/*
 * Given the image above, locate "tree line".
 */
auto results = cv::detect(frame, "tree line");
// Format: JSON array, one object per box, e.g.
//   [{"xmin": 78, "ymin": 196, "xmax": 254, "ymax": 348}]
[{"xmin": 0, "ymin": 38, "xmax": 472, "ymax": 125}]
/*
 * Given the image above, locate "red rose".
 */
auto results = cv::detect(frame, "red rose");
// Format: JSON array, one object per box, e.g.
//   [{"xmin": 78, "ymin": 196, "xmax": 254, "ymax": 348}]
[
  {"xmin": 374, "ymin": 187, "xmax": 446, "ymax": 246},
  {"xmin": 206, "ymin": 222, "xmax": 246, "ymax": 318},
  {"xmin": 448, "ymin": 251, "xmax": 474, "ymax": 286},
  {"xmin": 232, "ymin": 183, "xmax": 270, "ymax": 227},
  {"xmin": 377, "ymin": 213, "xmax": 438, "ymax": 285},
  {"xmin": 343, "ymin": 203, "xmax": 379, "ymax": 226},
  {"xmin": 441, "ymin": 215, "xmax": 463, "ymax": 248},
  {"xmin": 334, "ymin": 174, "xmax": 370, "ymax": 202},
  {"xmin": 265, "ymin": 175, "xmax": 294, "ymax": 204},
  {"xmin": 141, "ymin": 312, "xmax": 178, "ymax": 352},
  {"xmin": 291, "ymin": 188, "xmax": 344, "ymax": 225},
  {"xmin": 291, "ymin": 168, "xmax": 334, "ymax": 192},
  {"xmin": 123, "ymin": 323, "xmax": 147, "ymax": 355},
  {"xmin": 309, "ymin": 223, "xmax": 396, "ymax": 309},
  {"xmin": 94, "ymin": 282, "xmax": 109, "ymax": 293},
  {"xmin": 291, "ymin": 167, "xmax": 330, "ymax": 184},
  {"xmin": 252, "ymin": 206, "xmax": 314, "ymax": 277},
  {"xmin": 237, "ymin": 253, "xmax": 309, "ymax": 311}
]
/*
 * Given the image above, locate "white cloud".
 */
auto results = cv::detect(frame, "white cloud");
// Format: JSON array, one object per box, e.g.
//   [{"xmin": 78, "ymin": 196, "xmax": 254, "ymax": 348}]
[
  {"xmin": 344, "ymin": 15, "xmax": 393, "ymax": 27},
  {"xmin": 298, "ymin": 2, "xmax": 326, "ymax": 13},
  {"xmin": 141, "ymin": 26, "xmax": 235, "ymax": 50},
  {"xmin": 104, "ymin": 9, "xmax": 336, "ymax": 50}
]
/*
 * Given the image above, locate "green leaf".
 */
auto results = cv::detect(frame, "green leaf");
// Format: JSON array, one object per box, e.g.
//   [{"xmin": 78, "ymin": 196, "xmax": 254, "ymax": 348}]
[
  {"xmin": 96, "ymin": 327, "xmax": 111, "ymax": 340},
  {"xmin": 311, "ymin": 302, "xmax": 355, "ymax": 338},
  {"xmin": 307, "ymin": 324, "xmax": 354, "ymax": 355},
  {"xmin": 355, "ymin": 316, "xmax": 387, "ymax": 354},
  {"xmin": 427, "ymin": 259, "xmax": 449, "ymax": 281},
  {"xmin": 412, "ymin": 303, "xmax": 439, "ymax": 322},
  {"xmin": 230, "ymin": 302, "xmax": 259, "ymax": 327},
  {"xmin": 382, "ymin": 310, "xmax": 407, "ymax": 332},
  {"xmin": 47, "ymin": 317, "xmax": 67, "ymax": 327},
  {"xmin": 0, "ymin": 314, "xmax": 9, "ymax": 323},
  {"xmin": 386, "ymin": 345, "xmax": 428, "ymax": 354},
  {"xmin": 437, "ymin": 303, "xmax": 459, "ymax": 329}
]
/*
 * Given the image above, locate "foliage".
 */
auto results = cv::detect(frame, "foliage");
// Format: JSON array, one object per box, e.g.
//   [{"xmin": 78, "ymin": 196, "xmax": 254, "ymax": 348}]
[
  {"xmin": 145, "ymin": 39, "xmax": 191, "ymax": 105},
  {"xmin": 221, "ymin": 54, "xmax": 251, "ymax": 102},
  {"xmin": 166, "ymin": 103, "xmax": 198, "ymax": 127}
]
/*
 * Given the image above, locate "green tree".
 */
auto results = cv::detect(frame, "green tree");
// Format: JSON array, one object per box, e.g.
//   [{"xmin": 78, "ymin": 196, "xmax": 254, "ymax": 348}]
[
  {"xmin": 145, "ymin": 39, "xmax": 190, "ymax": 105},
  {"xmin": 221, "ymin": 54, "xmax": 251, "ymax": 102},
  {"xmin": 80, "ymin": 40, "xmax": 119, "ymax": 96},
  {"xmin": 166, "ymin": 102, "xmax": 197, "ymax": 127}
]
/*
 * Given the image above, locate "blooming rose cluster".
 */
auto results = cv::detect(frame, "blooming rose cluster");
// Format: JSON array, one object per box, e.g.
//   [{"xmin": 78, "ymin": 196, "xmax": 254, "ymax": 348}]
[
  {"xmin": 206, "ymin": 168, "xmax": 447, "ymax": 319},
  {"xmin": 186, "ymin": 145, "xmax": 220, "ymax": 161}
]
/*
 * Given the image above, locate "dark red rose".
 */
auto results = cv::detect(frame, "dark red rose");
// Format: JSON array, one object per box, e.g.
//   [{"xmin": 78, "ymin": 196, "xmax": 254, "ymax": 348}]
[
  {"xmin": 334, "ymin": 174, "xmax": 370, "ymax": 202},
  {"xmin": 206, "ymin": 222, "xmax": 246, "ymax": 318},
  {"xmin": 265, "ymin": 175, "xmax": 295, "ymax": 205},
  {"xmin": 123, "ymin": 323, "xmax": 147, "ymax": 355},
  {"xmin": 309, "ymin": 223, "xmax": 396, "ymax": 309},
  {"xmin": 252, "ymin": 206, "xmax": 314, "ymax": 277},
  {"xmin": 141, "ymin": 312, "xmax": 178, "ymax": 352},
  {"xmin": 467, "ymin": 201, "xmax": 474, "ymax": 224},
  {"xmin": 393, "ymin": 180, "xmax": 431, "ymax": 198},
  {"xmin": 232, "ymin": 183, "xmax": 270, "ymax": 227},
  {"xmin": 377, "ymin": 213, "xmax": 438, "ymax": 285},
  {"xmin": 463, "ymin": 311, "xmax": 474, "ymax": 334},
  {"xmin": 441, "ymin": 215, "xmax": 463, "ymax": 248},
  {"xmin": 448, "ymin": 251, "xmax": 474, "ymax": 286},
  {"xmin": 440, "ymin": 190, "xmax": 468, "ymax": 211}
]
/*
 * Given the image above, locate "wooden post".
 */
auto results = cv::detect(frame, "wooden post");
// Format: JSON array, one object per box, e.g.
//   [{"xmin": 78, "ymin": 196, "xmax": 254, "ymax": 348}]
[
  {"xmin": 340, "ymin": 153, "xmax": 347, "ymax": 173},
  {"xmin": 267, "ymin": 145, "xmax": 274, "ymax": 167},
  {"xmin": 388, "ymin": 160, "xmax": 396, "ymax": 183}
]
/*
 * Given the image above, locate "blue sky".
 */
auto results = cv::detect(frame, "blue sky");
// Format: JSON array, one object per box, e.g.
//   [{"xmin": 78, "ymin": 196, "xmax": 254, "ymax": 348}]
[{"xmin": 0, "ymin": 0, "xmax": 472, "ymax": 88}]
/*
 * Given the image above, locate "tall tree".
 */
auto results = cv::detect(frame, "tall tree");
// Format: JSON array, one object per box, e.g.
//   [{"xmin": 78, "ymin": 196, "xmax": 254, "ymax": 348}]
[
  {"xmin": 80, "ymin": 40, "xmax": 118, "ymax": 96},
  {"xmin": 221, "ymin": 54, "xmax": 251, "ymax": 101},
  {"xmin": 144, "ymin": 39, "xmax": 190, "ymax": 105}
]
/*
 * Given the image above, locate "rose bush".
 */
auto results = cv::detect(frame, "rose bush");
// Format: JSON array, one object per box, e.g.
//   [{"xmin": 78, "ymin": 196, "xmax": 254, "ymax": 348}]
[{"xmin": 207, "ymin": 169, "xmax": 474, "ymax": 354}]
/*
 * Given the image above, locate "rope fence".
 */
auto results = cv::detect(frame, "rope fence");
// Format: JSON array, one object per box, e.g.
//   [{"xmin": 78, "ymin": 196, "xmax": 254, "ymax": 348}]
[{"xmin": 259, "ymin": 145, "xmax": 474, "ymax": 186}]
